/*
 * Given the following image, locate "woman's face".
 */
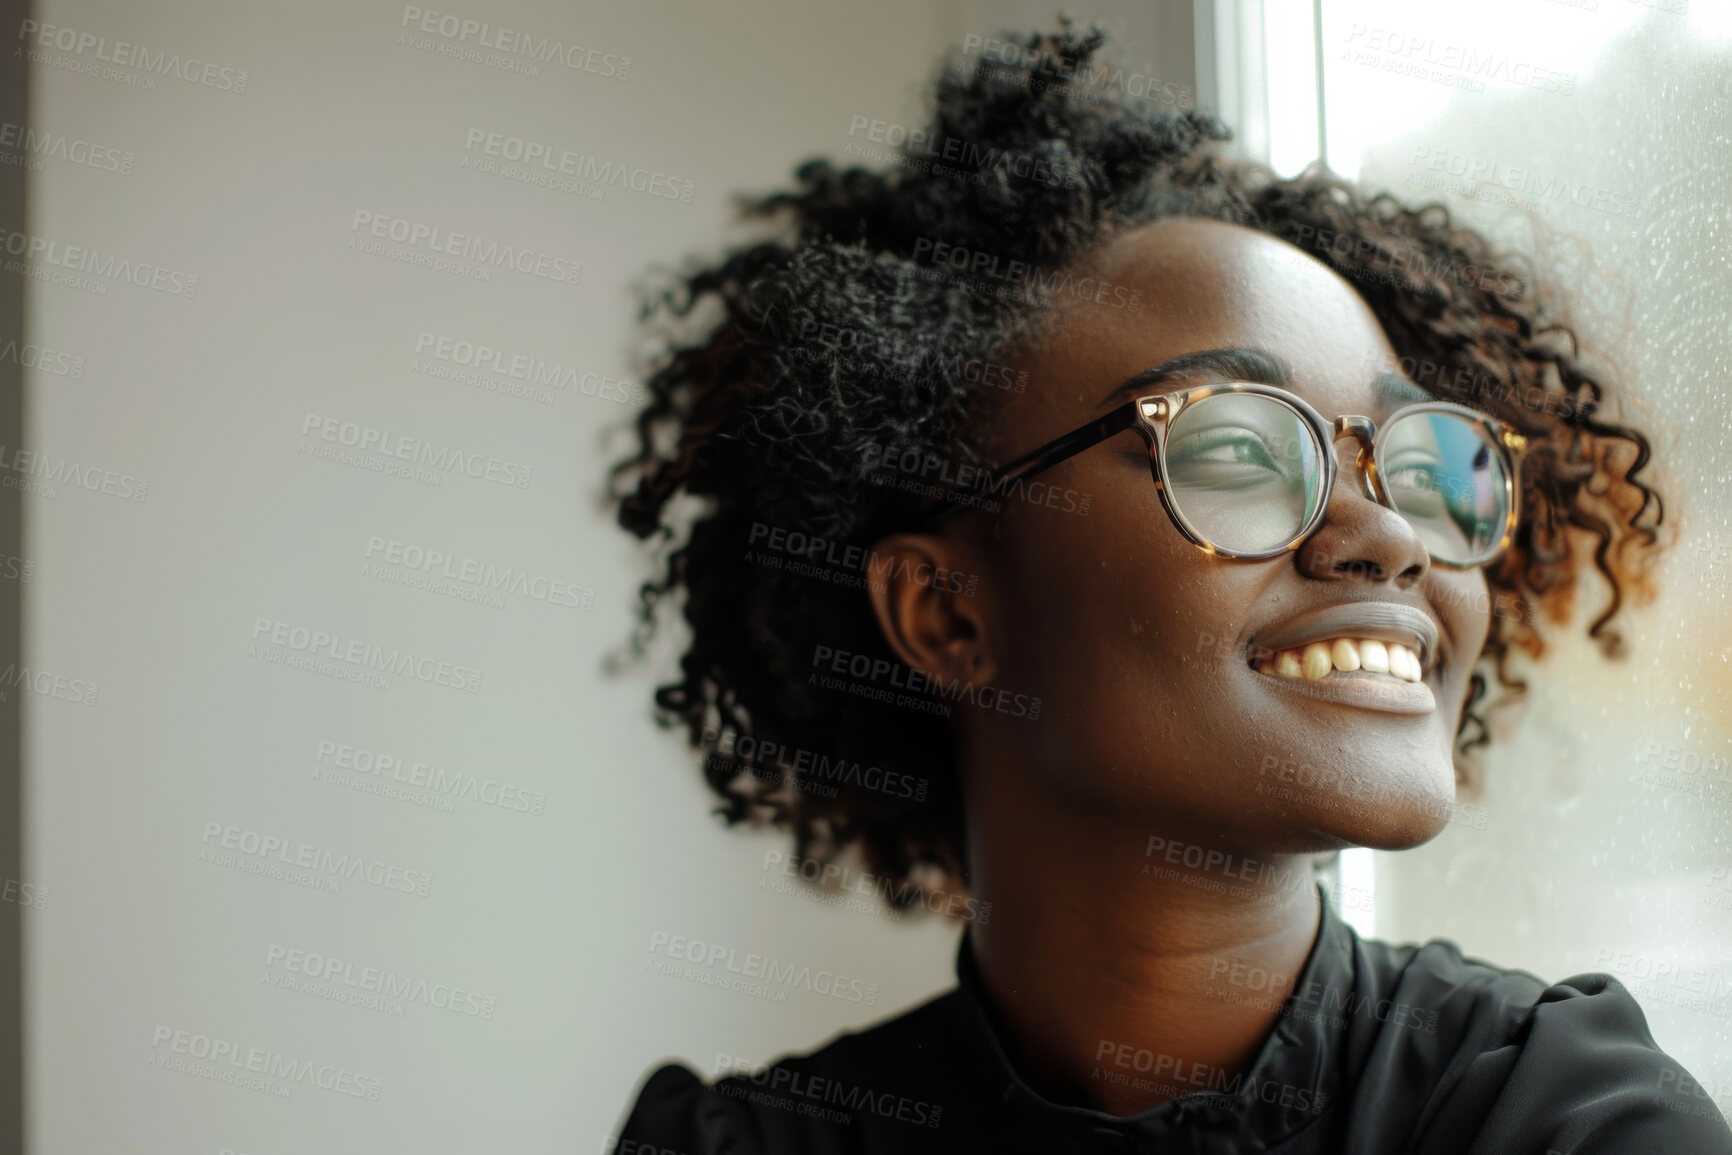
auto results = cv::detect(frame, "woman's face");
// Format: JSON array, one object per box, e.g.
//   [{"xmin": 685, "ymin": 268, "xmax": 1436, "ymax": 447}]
[{"xmin": 956, "ymin": 217, "xmax": 1492, "ymax": 853}]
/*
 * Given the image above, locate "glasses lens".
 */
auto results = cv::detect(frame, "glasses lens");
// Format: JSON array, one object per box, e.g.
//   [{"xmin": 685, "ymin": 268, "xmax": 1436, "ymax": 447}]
[
  {"xmin": 1378, "ymin": 411, "xmax": 1511, "ymax": 564},
  {"xmin": 1162, "ymin": 393, "xmax": 1326, "ymax": 554}
]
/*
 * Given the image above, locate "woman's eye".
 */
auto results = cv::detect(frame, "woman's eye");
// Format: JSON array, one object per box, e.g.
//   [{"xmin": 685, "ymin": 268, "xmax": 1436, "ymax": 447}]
[
  {"xmin": 1387, "ymin": 464, "xmax": 1434, "ymax": 488},
  {"xmin": 1385, "ymin": 463, "xmax": 1448, "ymax": 511},
  {"xmin": 1168, "ymin": 428, "xmax": 1282, "ymax": 471},
  {"xmin": 1386, "ymin": 462, "xmax": 1439, "ymax": 489}
]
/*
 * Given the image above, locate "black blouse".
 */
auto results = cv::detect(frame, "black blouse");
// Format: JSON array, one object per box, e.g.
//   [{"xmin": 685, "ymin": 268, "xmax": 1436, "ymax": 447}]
[{"xmin": 613, "ymin": 888, "xmax": 1732, "ymax": 1153}]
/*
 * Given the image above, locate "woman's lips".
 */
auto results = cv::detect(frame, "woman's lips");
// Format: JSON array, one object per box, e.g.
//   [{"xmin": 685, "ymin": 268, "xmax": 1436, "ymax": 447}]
[
  {"xmin": 1251, "ymin": 601, "xmax": 1441, "ymax": 673},
  {"xmin": 1246, "ymin": 601, "xmax": 1442, "ymax": 715},
  {"xmin": 1250, "ymin": 658, "xmax": 1437, "ymax": 714}
]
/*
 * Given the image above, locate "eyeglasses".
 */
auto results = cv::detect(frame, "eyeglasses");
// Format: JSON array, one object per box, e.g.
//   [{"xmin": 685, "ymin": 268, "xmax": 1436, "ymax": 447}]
[{"xmin": 910, "ymin": 381, "xmax": 1528, "ymax": 568}]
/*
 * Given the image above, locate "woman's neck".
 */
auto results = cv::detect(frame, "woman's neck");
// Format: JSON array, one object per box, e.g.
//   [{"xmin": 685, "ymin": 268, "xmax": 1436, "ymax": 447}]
[{"xmin": 963, "ymin": 789, "xmax": 1326, "ymax": 1117}]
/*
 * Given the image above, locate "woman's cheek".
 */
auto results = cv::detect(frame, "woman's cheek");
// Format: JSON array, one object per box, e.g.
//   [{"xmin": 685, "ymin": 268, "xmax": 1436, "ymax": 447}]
[{"xmin": 1430, "ymin": 571, "xmax": 1493, "ymax": 698}]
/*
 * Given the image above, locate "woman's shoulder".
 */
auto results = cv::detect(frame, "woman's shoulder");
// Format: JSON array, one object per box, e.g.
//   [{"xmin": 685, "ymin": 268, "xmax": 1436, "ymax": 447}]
[
  {"xmin": 610, "ymin": 987, "xmax": 966, "ymax": 1155},
  {"xmin": 1355, "ymin": 927, "xmax": 1672, "ymax": 1054},
  {"xmin": 1351, "ymin": 930, "xmax": 1732, "ymax": 1152},
  {"xmin": 1351, "ymin": 928, "xmax": 1557, "ymax": 1045}
]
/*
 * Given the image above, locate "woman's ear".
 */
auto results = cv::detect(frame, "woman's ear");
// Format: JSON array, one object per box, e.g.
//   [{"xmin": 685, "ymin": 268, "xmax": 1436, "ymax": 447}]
[{"xmin": 864, "ymin": 533, "xmax": 998, "ymax": 687}]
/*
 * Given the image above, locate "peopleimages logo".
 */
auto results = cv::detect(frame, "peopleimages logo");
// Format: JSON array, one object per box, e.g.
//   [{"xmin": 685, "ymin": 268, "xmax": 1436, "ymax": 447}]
[
  {"xmin": 462, "ymin": 129, "xmax": 693, "ymax": 202},
  {"xmin": 314, "ymin": 739, "xmax": 548, "ymax": 815},
  {"xmin": 779, "ymin": 316, "xmax": 1028, "ymax": 394},
  {"xmin": 348, "ymin": 210, "xmax": 582, "ymax": 286},
  {"xmin": 704, "ymin": 727, "xmax": 930, "ymax": 801},
  {"xmin": 647, "ymin": 931, "xmax": 880, "ymax": 1005},
  {"xmin": 1095, "ymin": 1039, "xmax": 1328, "ymax": 1113},
  {"xmin": 747, "ymin": 521, "xmax": 980, "ymax": 596},
  {"xmin": 1405, "ymin": 145, "xmax": 1644, "ymax": 220},
  {"xmin": 413, "ymin": 331, "xmax": 644, "ymax": 404},
  {"xmin": 398, "ymin": 6, "xmax": 630, "ymax": 78},
  {"xmin": 198, "ymin": 821, "xmax": 435, "ymax": 897},
  {"xmin": 910, "ymin": 237, "xmax": 1142, "ymax": 311},
  {"xmin": 714, "ymin": 1053, "xmax": 945, "ymax": 1130},
  {"xmin": 810, "ymin": 644, "xmax": 1044, "ymax": 720},
  {"xmin": 264, "ymin": 944, "xmax": 497, "ymax": 1019},
  {"xmin": 1342, "ymin": 24, "xmax": 1576, "ymax": 96},
  {"xmin": 249, "ymin": 616, "xmax": 484, "ymax": 693},
  {"xmin": 1594, "ymin": 947, "xmax": 1732, "ymax": 1012},
  {"xmin": 148, "ymin": 1026, "xmax": 381, "ymax": 1099},
  {"xmin": 0, "ymin": 337, "xmax": 84, "ymax": 377},
  {"xmin": 299, "ymin": 413, "xmax": 533, "ymax": 489},
  {"xmin": 0, "ymin": 442, "xmax": 148, "ymax": 502},
  {"xmin": 0, "ymin": 227, "xmax": 198, "ymax": 296},
  {"xmin": 1284, "ymin": 222, "xmax": 1523, "ymax": 300},
  {"xmin": 845, "ymin": 115, "xmax": 1075, "ymax": 188},
  {"xmin": 1359, "ymin": 350, "xmax": 1577, "ymax": 421},
  {"xmin": 363, "ymin": 535, "xmax": 595, "ymax": 610},
  {"xmin": 960, "ymin": 34, "xmax": 1194, "ymax": 108},
  {"xmin": 0, "ymin": 120, "xmax": 133, "ymax": 173},
  {"xmin": 860, "ymin": 443, "xmax": 1090, "ymax": 517},
  {"xmin": 760, "ymin": 850, "xmax": 991, "ymax": 923},
  {"xmin": 0, "ymin": 662, "xmax": 97, "ymax": 706},
  {"xmin": 16, "ymin": 20, "xmax": 250, "ymax": 92},
  {"xmin": 1142, "ymin": 835, "xmax": 1315, "ymax": 904}
]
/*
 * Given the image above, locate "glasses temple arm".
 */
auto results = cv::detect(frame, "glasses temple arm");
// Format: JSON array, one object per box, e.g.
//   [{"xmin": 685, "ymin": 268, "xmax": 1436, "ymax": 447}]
[{"xmin": 909, "ymin": 401, "xmax": 1140, "ymax": 527}]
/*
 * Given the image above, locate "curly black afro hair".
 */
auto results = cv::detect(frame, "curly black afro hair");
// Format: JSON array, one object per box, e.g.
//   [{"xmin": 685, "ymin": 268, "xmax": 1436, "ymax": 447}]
[{"xmin": 610, "ymin": 23, "xmax": 1665, "ymax": 913}]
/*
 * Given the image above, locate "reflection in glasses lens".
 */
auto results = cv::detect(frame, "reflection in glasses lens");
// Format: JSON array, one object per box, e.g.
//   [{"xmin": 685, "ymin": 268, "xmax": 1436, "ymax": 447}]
[
  {"xmin": 1162, "ymin": 394, "xmax": 1325, "ymax": 554},
  {"xmin": 1379, "ymin": 412, "xmax": 1510, "ymax": 564}
]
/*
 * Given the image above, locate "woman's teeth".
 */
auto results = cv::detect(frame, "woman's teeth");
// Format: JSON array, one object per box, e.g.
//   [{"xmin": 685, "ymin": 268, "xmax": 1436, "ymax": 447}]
[{"xmin": 1255, "ymin": 638, "xmax": 1423, "ymax": 683}]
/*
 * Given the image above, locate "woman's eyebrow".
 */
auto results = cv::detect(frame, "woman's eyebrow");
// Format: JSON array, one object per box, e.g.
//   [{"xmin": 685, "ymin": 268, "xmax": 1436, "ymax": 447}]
[
  {"xmin": 1099, "ymin": 346, "xmax": 1292, "ymax": 405},
  {"xmin": 1373, "ymin": 372, "xmax": 1432, "ymax": 410}
]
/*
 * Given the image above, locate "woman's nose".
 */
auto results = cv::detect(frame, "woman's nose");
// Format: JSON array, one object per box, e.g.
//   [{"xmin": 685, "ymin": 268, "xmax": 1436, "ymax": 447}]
[{"xmin": 1292, "ymin": 429, "xmax": 1430, "ymax": 585}]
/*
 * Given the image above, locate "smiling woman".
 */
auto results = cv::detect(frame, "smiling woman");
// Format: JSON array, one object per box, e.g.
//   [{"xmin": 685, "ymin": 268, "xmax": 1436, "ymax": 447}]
[{"xmin": 606, "ymin": 22, "xmax": 1727, "ymax": 1155}]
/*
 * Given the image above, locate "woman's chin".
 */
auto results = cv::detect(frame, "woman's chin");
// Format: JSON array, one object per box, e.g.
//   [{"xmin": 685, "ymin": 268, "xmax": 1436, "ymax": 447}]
[
  {"xmin": 1246, "ymin": 744, "xmax": 1460, "ymax": 851},
  {"xmin": 1297, "ymin": 792, "xmax": 1456, "ymax": 851}
]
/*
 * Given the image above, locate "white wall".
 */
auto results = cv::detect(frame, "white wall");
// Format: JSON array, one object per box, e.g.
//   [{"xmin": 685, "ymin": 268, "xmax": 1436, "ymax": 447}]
[{"xmin": 17, "ymin": 2, "xmax": 1111, "ymax": 1151}]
